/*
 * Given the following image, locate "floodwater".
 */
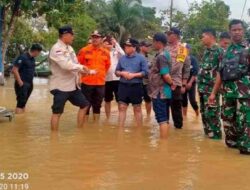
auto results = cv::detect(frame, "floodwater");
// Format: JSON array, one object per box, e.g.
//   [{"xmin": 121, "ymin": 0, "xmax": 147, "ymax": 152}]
[{"xmin": 0, "ymin": 77, "xmax": 250, "ymax": 190}]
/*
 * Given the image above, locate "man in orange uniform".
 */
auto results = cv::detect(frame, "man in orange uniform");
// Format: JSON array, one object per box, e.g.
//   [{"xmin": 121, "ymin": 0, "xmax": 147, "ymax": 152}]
[{"xmin": 77, "ymin": 30, "xmax": 111, "ymax": 120}]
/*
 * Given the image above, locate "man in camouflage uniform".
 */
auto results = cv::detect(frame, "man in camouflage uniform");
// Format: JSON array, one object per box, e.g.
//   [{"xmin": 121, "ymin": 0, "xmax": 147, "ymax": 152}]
[
  {"xmin": 198, "ymin": 28, "xmax": 223, "ymax": 139},
  {"xmin": 209, "ymin": 19, "xmax": 250, "ymax": 155}
]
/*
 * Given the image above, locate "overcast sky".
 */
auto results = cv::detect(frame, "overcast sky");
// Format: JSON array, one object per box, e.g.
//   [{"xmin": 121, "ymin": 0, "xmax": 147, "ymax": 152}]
[{"xmin": 142, "ymin": 0, "xmax": 250, "ymax": 21}]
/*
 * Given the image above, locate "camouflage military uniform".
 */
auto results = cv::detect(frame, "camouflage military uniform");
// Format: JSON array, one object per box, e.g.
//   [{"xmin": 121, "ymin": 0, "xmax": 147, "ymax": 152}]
[
  {"xmin": 198, "ymin": 44, "xmax": 223, "ymax": 139},
  {"xmin": 219, "ymin": 41, "xmax": 250, "ymax": 153}
]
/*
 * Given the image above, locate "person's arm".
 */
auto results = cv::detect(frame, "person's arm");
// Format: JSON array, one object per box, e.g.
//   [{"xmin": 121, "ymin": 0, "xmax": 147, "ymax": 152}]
[
  {"xmin": 127, "ymin": 72, "xmax": 144, "ymax": 79},
  {"xmin": 77, "ymin": 48, "xmax": 86, "ymax": 65},
  {"xmin": 158, "ymin": 55, "xmax": 172, "ymax": 85},
  {"xmin": 124, "ymin": 57, "xmax": 148, "ymax": 80},
  {"xmin": 115, "ymin": 58, "xmax": 126, "ymax": 77},
  {"xmin": 208, "ymin": 72, "xmax": 222, "ymax": 104},
  {"xmin": 12, "ymin": 56, "xmax": 24, "ymax": 86},
  {"xmin": 139, "ymin": 56, "xmax": 148, "ymax": 78},
  {"xmin": 50, "ymin": 49, "xmax": 84, "ymax": 72},
  {"xmin": 12, "ymin": 67, "xmax": 23, "ymax": 86},
  {"xmin": 211, "ymin": 72, "xmax": 222, "ymax": 95},
  {"xmin": 105, "ymin": 51, "xmax": 111, "ymax": 72},
  {"xmin": 115, "ymin": 43, "xmax": 125, "ymax": 56},
  {"xmin": 187, "ymin": 56, "xmax": 199, "ymax": 88},
  {"xmin": 163, "ymin": 74, "xmax": 172, "ymax": 85},
  {"xmin": 182, "ymin": 56, "xmax": 191, "ymax": 85},
  {"xmin": 188, "ymin": 76, "xmax": 196, "ymax": 85},
  {"xmin": 181, "ymin": 56, "xmax": 191, "ymax": 93}
]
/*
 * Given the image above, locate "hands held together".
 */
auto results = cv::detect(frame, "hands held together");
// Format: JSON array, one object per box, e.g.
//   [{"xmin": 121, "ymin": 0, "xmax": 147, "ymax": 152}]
[{"xmin": 120, "ymin": 71, "xmax": 136, "ymax": 80}]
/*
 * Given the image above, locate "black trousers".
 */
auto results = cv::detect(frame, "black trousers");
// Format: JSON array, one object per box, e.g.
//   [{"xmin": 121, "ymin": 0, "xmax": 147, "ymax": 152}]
[
  {"xmin": 14, "ymin": 81, "xmax": 33, "ymax": 109},
  {"xmin": 182, "ymin": 82, "xmax": 199, "ymax": 111},
  {"xmin": 171, "ymin": 86, "xmax": 183, "ymax": 129},
  {"xmin": 81, "ymin": 84, "xmax": 105, "ymax": 115}
]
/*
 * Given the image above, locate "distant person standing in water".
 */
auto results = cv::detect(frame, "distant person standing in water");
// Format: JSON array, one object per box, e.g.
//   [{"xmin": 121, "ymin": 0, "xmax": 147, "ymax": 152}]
[
  {"xmin": 182, "ymin": 44, "xmax": 199, "ymax": 117},
  {"xmin": 148, "ymin": 33, "xmax": 172, "ymax": 138},
  {"xmin": 139, "ymin": 41, "xmax": 153, "ymax": 118},
  {"xmin": 165, "ymin": 27, "xmax": 191, "ymax": 129},
  {"xmin": 115, "ymin": 38, "xmax": 148, "ymax": 127},
  {"xmin": 12, "ymin": 43, "xmax": 42, "ymax": 114},
  {"xmin": 77, "ymin": 30, "xmax": 111, "ymax": 121},
  {"xmin": 103, "ymin": 36, "xmax": 125, "ymax": 119}
]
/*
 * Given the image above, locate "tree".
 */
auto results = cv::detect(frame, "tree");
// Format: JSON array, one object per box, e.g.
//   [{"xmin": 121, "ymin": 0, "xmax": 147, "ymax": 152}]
[
  {"xmin": 160, "ymin": 0, "xmax": 230, "ymax": 58},
  {"xmin": 87, "ymin": 0, "xmax": 161, "ymax": 42},
  {"xmin": 160, "ymin": 8, "xmax": 188, "ymax": 31},
  {"xmin": 0, "ymin": 0, "xmax": 75, "ymax": 84},
  {"xmin": 45, "ymin": 0, "xmax": 97, "ymax": 51}
]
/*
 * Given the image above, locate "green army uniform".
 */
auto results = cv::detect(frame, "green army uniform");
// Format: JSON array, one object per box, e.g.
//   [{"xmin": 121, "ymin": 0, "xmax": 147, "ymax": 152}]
[
  {"xmin": 198, "ymin": 44, "xmax": 223, "ymax": 139},
  {"xmin": 219, "ymin": 41, "xmax": 250, "ymax": 154}
]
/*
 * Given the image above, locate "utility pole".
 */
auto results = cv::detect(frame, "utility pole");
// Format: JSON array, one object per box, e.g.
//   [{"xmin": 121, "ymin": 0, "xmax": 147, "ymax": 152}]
[{"xmin": 169, "ymin": 0, "xmax": 173, "ymax": 28}]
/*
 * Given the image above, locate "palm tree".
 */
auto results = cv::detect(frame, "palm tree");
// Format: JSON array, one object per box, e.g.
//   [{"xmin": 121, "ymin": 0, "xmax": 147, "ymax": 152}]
[{"xmin": 106, "ymin": 0, "xmax": 144, "ymax": 42}]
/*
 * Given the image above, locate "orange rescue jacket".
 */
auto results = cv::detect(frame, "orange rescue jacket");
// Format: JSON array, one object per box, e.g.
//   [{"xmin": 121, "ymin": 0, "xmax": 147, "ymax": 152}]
[{"xmin": 77, "ymin": 44, "xmax": 111, "ymax": 85}]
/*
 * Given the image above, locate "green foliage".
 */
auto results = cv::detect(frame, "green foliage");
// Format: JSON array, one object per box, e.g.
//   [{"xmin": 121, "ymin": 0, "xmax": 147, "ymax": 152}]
[
  {"xmin": 185, "ymin": 0, "xmax": 230, "ymax": 39},
  {"xmin": 86, "ymin": 0, "xmax": 162, "ymax": 42},
  {"xmin": 5, "ymin": 0, "xmax": 249, "ymax": 63},
  {"xmin": 161, "ymin": 0, "xmax": 230, "ymax": 58},
  {"xmin": 185, "ymin": 0, "xmax": 230, "ymax": 58},
  {"xmin": 7, "ymin": 18, "xmax": 34, "ymax": 62},
  {"xmin": 45, "ymin": 0, "xmax": 96, "ymax": 51}
]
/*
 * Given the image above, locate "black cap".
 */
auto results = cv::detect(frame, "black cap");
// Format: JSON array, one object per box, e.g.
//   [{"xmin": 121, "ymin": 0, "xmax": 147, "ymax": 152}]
[
  {"xmin": 153, "ymin": 33, "xmax": 167, "ymax": 45},
  {"xmin": 219, "ymin": 32, "xmax": 231, "ymax": 39},
  {"xmin": 167, "ymin": 27, "xmax": 181, "ymax": 36},
  {"xmin": 124, "ymin": 38, "xmax": 139, "ymax": 47},
  {"xmin": 139, "ymin": 41, "xmax": 152, "ymax": 47},
  {"xmin": 30, "ymin": 43, "xmax": 43, "ymax": 52},
  {"xmin": 58, "ymin": 25, "xmax": 74, "ymax": 35}
]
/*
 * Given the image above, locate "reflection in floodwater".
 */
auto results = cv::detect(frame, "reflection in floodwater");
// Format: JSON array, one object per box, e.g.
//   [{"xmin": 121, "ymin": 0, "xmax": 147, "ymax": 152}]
[{"xmin": 0, "ymin": 77, "xmax": 250, "ymax": 190}]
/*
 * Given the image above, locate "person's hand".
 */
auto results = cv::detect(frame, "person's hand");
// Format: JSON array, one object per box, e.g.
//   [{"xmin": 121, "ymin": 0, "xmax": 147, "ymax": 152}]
[
  {"xmin": 79, "ymin": 66, "xmax": 90, "ymax": 75},
  {"xmin": 171, "ymin": 84, "xmax": 176, "ymax": 91},
  {"xmin": 111, "ymin": 37, "xmax": 117, "ymax": 46},
  {"xmin": 186, "ymin": 82, "xmax": 192, "ymax": 90},
  {"xmin": 89, "ymin": 70, "xmax": 98, "ymax": 75},
  {"xmin": 181, "ymin": 86, "xmax": 186, "ymax": 94},
  {"xmin": 120, "ymin": 71, "xmax": 129, "ymax": 79},
  {"xmin": 18, "ymin": 80, "xmax": 24, "ymax": 87},
  {"xmin": 126, "ymin": 73, "xmax": 135, "ymax": 80},
  {"xmin": 208, "ymin": 93, "xmax": 216, "ymax": 105}
]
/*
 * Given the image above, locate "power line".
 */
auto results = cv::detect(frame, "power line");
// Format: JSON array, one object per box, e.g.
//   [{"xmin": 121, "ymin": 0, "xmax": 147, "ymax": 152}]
[{"xmin": 241, "ymin": 0, "xmax": 248, "ymax": 20}]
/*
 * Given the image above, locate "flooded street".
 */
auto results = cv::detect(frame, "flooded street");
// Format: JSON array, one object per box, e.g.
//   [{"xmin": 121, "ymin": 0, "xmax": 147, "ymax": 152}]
[{"xmin": 0, "ymin": 77, "xmax": 250, "ymax": 190}]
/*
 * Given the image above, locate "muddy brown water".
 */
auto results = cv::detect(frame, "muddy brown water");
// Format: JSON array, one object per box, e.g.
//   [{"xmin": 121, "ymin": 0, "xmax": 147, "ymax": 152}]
[{"xmin": 0, "ymin": 77, "xmax": 250, "ymax": 190}]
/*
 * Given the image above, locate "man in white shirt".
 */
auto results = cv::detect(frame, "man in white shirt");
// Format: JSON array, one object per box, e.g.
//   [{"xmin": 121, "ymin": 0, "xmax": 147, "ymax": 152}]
[
  {"xmin": 103, "ymin": 36, "xmax": 125, "ymax": 119},
  {"xmin": 49, "ymin": 25, "xmax": 90, "ymax": 131}
]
